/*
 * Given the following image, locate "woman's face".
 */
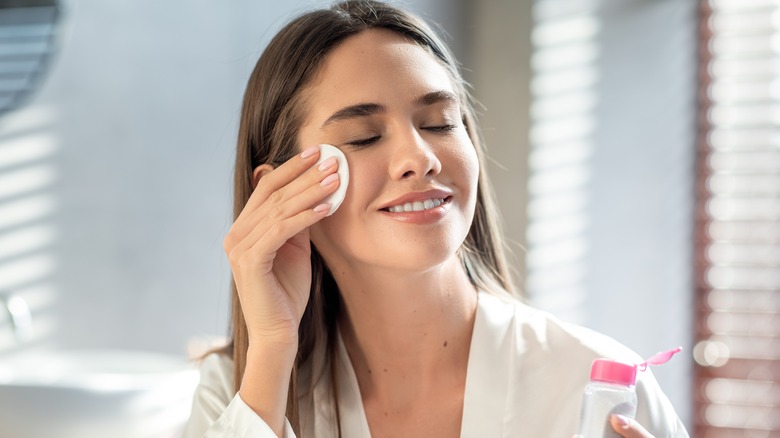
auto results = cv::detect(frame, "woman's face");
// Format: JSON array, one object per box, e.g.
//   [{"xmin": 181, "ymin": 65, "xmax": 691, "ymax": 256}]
[{"xmin": 298, "ymin": 29, "xmax": 479, "ymax": 275}]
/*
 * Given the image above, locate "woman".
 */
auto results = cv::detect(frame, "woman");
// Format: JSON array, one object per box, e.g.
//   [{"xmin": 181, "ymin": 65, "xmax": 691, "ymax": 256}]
[{"xmin": 183, "ymin": 1, "xmax": 688, "ymax": 437}]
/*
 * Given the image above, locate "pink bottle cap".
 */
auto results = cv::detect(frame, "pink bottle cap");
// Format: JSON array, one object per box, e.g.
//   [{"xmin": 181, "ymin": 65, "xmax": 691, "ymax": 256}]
[
  {"xmin": 590, "ymin": 359, "xmax": 638, "ymax": 387},
  {"xmin": 589, "ymin": 347, "xmax": 683, "ymax": 387}
]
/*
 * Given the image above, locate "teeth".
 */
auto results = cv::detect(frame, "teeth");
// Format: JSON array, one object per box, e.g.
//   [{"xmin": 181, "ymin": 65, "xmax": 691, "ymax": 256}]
[{"xmin": 387, "ymin": 198, "xmax": 445, "ymax": 213}]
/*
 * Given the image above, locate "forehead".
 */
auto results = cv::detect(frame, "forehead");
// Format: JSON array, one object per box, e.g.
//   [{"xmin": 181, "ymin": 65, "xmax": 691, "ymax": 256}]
[{"xmin": 302, "ymin": 28, "xmax": 457, "ymax": 118}]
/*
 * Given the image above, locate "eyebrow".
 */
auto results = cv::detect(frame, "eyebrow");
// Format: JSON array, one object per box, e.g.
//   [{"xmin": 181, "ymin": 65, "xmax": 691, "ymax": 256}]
[
  {"xmin": 321, "ymin": 103, "xmax": 385, "ymax": 129},
  {"xmin": 416, "ymin": 90, "xmax": 459, "ymax": 107},
  {"xmin": 320, "ymin": 90, "xmax": 460, "ymax": 129}
]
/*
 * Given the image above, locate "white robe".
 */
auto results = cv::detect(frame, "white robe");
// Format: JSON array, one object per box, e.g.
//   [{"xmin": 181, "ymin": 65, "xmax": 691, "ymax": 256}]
[{"xmin": 183, "ymin": 291, "xmax": 689, "ymax": 437}]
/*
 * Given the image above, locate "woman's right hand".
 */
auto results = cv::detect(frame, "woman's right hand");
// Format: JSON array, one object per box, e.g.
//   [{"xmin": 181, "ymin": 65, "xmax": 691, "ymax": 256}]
[{"xmin": 223, "ymin": 145, "xmax": 341, "ymax": 348}]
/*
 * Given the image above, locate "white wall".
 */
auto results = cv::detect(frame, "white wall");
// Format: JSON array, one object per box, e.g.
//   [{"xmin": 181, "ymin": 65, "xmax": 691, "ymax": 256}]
[
  {"xmin": 518, "ymin": 0, "xmax": 696, "ymax": 428},
  {"xmin": 467, "ymin": 0, "xmax": 532, "ymax": 285},
  {"xmin": 587, "ymin": 0, "xmax": 696, "ymax": 427},
  {"xmin": 0, "ymin": 0, "xmax": 466, "ymax": 356}
]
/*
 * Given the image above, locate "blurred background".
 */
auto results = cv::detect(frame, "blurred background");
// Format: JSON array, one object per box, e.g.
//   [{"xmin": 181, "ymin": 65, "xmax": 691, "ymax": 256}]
[{"xmin": 0, "ymin": 0, "xmax": 777, "ymax": 436}]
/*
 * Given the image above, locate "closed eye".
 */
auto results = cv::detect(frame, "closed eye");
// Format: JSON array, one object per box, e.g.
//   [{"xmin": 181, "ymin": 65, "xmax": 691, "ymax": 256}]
[
  {"xmin": 423, "ymin": 124, "xmax": 457, "ymax": 133},
  {"xmin": 348, "ymin": 135, "xmax": 381, "ymax": 147},
  {"xmin": 347, "ymin": 124, "xmax": 457, "ymax": 147}
]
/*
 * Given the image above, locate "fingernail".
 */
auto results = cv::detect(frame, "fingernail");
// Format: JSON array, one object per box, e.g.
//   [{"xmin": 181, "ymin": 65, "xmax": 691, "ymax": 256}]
[
  {"xmin": 320, "ymin": 173, "xmax": 338, "ymax": 186},
  {"xmin": 301, "ymin": 146, "xmax": 319, "ymax": 159},
  {"xmin": 318, "ymin": 157, "xmax": 336, "ymax": 171},
  {"xmin": 613, "ymin": 414, "xmax": 630, "ymax": 428},
  {"xmin": 314, "ymin": 203, "xmax": 330, "ymax": 214}
]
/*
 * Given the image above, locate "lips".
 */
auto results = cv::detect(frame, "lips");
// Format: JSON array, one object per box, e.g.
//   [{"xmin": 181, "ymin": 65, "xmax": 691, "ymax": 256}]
[
  {"xmin": 385, "ymin": 197, "xmax": 447, "ymax": 212},
  {"xmin": 378, "ymin": 189, "xmax": 453, "ymax": 212}
]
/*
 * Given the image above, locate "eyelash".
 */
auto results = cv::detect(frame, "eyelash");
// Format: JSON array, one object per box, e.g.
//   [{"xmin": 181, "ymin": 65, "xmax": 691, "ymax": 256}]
[
  {"xmin": 347, "ymin": 124, "xmax": 458, "ymax": 147},
  {"xmin": 425, "ymin": 124, "xmax": 458, "ymax": 133},
  {"xmin": 349, "ymin": 136, "xmax": 380, "ymax": 147}
]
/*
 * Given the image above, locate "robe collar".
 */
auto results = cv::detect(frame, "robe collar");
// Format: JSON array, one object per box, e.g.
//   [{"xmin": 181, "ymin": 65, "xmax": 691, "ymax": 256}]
[{"xmin": 310, "ymin": 291, "xmax": 515, "ymax": 437}]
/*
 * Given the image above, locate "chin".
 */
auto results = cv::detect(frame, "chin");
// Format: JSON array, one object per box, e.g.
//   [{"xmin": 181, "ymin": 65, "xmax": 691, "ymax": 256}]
[
  {"xmin": 312, "ymin": 219, "xmax": 471, "ymax": 274},
  {"xmin": 367, "ymin": 238, "xmax": 464, "ymax": 272}
]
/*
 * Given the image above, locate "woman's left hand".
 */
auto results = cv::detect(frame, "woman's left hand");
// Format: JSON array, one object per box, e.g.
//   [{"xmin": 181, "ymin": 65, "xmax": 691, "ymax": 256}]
[{"xmin": 609, "ymin": 414, "xmax": 655, "ymax": 437}]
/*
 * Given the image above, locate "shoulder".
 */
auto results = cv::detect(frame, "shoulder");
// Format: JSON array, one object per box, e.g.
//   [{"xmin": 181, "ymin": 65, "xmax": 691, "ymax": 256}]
[
  {"xmin": 478, "ymin": 290, "xmax": 641, "ymax": 365},
  {"xmin": 472, "ymin": 291, "xmax": 641, "ymax": 435},
  {"xmin": 476, "ymin": 291, "xmax": 688, "ymax": 437}
]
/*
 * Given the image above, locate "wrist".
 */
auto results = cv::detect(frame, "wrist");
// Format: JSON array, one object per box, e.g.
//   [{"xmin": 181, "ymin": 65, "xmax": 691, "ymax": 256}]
[
  {"xmin": 246, "ymin": 337, "xmax": 299, "ymax": 364},
  {"xmin": 247, "ymin": 324, "xmax": 300, "ymax": 349},
  {"xmin": 239, "ymin": 340, "xmax": 299, "ymax": 436},
  {"xmin": 247, "ymin": 330, "xmax": 299, "ymax": 348}
]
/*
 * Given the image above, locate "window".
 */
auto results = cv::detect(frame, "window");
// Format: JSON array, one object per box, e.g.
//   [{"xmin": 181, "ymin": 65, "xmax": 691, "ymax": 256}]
[{"xmin": 695, "ymin": 0, "xmax": 780, "ymax": 435}]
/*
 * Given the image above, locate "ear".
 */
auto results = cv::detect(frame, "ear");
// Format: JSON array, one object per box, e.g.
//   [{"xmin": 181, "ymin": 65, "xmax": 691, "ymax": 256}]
[{"xmin": 252, "ymin": 164, "xmax": 275, "ymax": 189}]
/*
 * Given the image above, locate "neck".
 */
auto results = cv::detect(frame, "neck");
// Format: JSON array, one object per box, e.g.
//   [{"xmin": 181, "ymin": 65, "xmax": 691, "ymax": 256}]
[{"xmin": 334, "ymin": 256, "xmax": 478, "ymax": 403}]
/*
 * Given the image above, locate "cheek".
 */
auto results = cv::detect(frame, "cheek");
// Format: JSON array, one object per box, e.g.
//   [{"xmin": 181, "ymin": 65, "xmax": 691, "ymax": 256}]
[
  {"xmin": 340, "ymin": 152, "xmax": 384, "ymax": 208},
  {"xmin": 309, "ymin": 156, "xmax": 380, "ymax": 238},
  {"xmin": 464, "ymin": 149, "xmax": 480, "ymax": 184},
  {"xmin": 448, "ymin": 139, "xmax": 480, "ymax": 190}
]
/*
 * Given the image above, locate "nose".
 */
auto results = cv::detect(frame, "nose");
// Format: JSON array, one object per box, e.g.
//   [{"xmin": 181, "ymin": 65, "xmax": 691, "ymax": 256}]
[{"xmin": 388, "ymin": 128, "xmax": 442, "ymax": 180}]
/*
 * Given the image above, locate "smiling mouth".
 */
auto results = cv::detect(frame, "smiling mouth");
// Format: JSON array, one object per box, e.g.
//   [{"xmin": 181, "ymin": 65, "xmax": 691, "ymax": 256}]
[{"xmin": 381, "ymin": 196, "xmax": 451, "ymax": 213}]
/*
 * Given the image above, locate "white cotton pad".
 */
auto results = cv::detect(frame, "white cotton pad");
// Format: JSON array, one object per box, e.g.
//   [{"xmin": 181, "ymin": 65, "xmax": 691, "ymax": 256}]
[{"xmin": 315, "ymin": 143, "xmax": 349, "ymax": 216}]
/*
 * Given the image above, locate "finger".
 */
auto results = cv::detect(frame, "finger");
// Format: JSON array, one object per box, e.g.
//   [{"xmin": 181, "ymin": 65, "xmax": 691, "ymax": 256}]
[
  {"xmin": 611, "ymin": 415, "xmax": 654, "ymax": 438},
  {"xmin": 251, "ymin": 170, "xmax": 340, "ymax": 231},
  {"xmin": 229, "ymin": 208, "xmax": 324, "ymax": 282},
  {"xmin": 251, "ymin": 155, "xmax": 338, "ymax": 218},
  {"xmin": 241, "ymin": 156, "xmax": 338, "ymax": 228},
  {"xmin": 232, "ymin": 166, "xmax": 340, "ymax": 246},
  {"xmin": 224, "ymin": 162, "xmax": 339, "ymax": 257},
  {"xmin": 249, "ymin": 202, "xmax": 332, "ymax": 266},
  {"xmin": 244, "ymin": 145, "xmax": 322, "ymax": 213},
  {"xmin": 229, "ymin": 178, "xmax": 337, "ymax": 269},
  {"xmin": 232, "ymin": 153, "xmax": 338, "ymax": 240}
]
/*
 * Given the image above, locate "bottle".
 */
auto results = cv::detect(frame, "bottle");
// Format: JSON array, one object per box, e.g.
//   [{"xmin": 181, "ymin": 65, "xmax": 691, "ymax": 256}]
[
  {"xmin": 578, "ymin": 359, "xmax": 638, "ymax": 438},
  {"xmin": 578, "ymin": 347, "xmax": 682, "ymax": 438}
]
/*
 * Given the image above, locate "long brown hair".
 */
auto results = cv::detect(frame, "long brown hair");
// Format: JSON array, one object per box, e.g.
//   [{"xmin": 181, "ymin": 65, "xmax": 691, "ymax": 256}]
[{"xmin": 223, "ymin": 0, "xmax": 517, "ymax": 434}]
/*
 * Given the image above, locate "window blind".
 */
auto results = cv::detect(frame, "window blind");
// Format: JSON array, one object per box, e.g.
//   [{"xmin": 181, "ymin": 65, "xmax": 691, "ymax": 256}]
[
  {"xmin": 0, "ymin": 1, "xmax": 58, "ymax": 114},
  {"xmin": 695, "ymin": 0, "xmax": 780, "ymax": 436}
]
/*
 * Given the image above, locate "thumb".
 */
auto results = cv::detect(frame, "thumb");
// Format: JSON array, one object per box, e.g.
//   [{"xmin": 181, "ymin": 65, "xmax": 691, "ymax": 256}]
[{"xmin": 611, "ymin": 415, "xmax": 654, "ymax": 438}]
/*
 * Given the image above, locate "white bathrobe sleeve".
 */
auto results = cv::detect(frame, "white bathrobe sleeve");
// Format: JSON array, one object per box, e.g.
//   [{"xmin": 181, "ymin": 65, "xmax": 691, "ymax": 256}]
[{"xmin": 181, "ymin": 353, "xmax": 296, "ymax": 438}]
